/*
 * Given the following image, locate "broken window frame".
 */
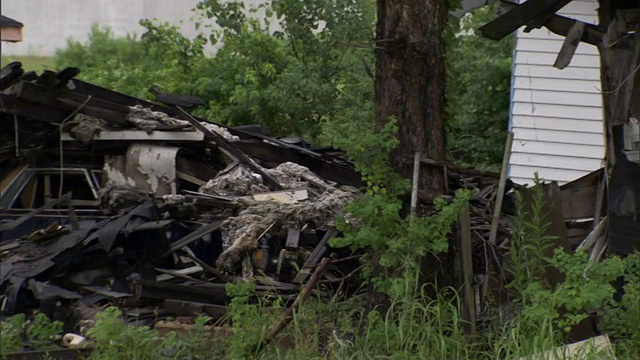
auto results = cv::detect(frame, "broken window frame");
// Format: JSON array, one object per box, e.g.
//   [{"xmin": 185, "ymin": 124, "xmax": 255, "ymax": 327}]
[{"xmin": 0, "ymin": 167, "xmax": 102, "ymax": 210}]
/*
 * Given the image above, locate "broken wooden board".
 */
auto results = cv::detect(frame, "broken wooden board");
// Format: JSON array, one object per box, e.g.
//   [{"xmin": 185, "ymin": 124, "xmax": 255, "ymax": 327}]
[
  {"xmin": 294, "ymin": 229, "xmax": 338, "ymax": 283},
  {"xmin": 554, "ymin": 21, "xmax": 587, "ymax": 69},
  {"xmin": 559, "ymin": 169, "xmax": 604, "ymax": 221},
  {"xmin": 156, "ymin": 265, "xmax": 204, "ymax": 281}
]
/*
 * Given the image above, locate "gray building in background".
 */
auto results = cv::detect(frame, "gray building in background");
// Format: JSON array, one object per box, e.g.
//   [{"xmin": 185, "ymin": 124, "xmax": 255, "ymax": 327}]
[{"xmin": 1, "ymin": 0, "xmax": 208, "ymax": 56}]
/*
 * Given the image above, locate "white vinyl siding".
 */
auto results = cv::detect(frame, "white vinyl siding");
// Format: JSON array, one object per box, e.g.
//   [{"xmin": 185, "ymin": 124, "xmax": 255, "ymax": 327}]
[{"xmin": 509, "ymin": 0, "xmax": 605, "ymax": 185}]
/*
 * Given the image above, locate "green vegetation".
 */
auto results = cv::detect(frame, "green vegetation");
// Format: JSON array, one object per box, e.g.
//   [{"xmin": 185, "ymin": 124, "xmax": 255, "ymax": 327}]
[
  {"xmin": 446, "ymin": 9, "xmax": 513, "ymax": 171},
  {"xmin": 1, "ymin": 56, "xmax": 55, "ymax": 72},
  {"xmin": 52, "ymin": 1, "xmax": 510, "ymax": 169}
]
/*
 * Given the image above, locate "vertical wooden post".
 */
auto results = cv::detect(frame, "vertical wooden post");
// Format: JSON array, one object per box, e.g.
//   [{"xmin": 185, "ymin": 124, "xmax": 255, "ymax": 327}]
[
  {"xmin": 410, "ymin": 152, "xmax": 421, "ymax": 223},
  {"xmin": 489, "ymin": 131, "xmax": 514, "ymax": 246},
  {"xmin": 458, "ymin": 204, "xmax": 476, "ymax": 337}
]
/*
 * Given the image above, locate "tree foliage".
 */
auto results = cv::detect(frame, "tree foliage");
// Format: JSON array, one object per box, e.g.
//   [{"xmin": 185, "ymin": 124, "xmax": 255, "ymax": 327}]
[
  {"xmin": 55, "ymin": 1, "xmax": 511, "ymax": 169},
  {"xmin": 446, "ymin": 5, "xmax": 513, "ymax": 171}
]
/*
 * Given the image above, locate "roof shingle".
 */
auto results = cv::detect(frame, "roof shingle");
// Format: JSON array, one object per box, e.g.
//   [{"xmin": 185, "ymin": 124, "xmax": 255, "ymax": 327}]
[{"xmin": 0, "ymin": 15, "xmax": 24, "ymax": 28}]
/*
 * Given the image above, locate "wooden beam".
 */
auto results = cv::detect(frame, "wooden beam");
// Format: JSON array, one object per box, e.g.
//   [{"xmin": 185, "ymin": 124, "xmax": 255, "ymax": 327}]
[
  {"xmin": 544, "ymin": 15, "xmax": 603, "ymax": 46},
  {"xmin": 162, "ymin": 221, "xmax": 223, "ymax": 257},
  {"xmin": 479, "ymin": 0, "xmax": 573, "ymax": 40},
  {"xmin": 554, "ymin": 21, "xmax": 587, "ymax": 69},
  {"xmin": 489, "ymin": 131, "xmax": 513, "ymax": 245},
  {"xmin": 458, "ymin": 204, "xmax": 476, "ymax": 337},
  {"xmin": 598, "ymin": 0, "xmax": 614, "ymax": 30},
  {"xmin": 0, "ymin": 94, "xmax": 68, "ymax": 123}
]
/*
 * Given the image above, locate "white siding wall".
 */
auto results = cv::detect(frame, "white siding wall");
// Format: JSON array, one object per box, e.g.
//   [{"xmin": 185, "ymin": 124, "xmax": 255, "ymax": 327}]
[{"xmin": 509, "ymin": 0, "xmax": 605, "ymax": 186}]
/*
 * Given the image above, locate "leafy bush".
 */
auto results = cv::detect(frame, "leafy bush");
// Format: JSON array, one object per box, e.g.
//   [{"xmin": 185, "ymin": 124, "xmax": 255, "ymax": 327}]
[
  {"xmin": 0, "ymin": 313, "xmax": 26, "ymax": 355},
  {"xmin": 446, "ymin": 5, "xmax": 513, "ymax": 171}
]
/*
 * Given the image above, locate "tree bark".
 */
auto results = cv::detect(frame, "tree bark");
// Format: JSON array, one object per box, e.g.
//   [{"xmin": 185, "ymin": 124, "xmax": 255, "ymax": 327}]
[{"xmin": 375, "ymin": 0, "xmax": 448, "ymax": 196}]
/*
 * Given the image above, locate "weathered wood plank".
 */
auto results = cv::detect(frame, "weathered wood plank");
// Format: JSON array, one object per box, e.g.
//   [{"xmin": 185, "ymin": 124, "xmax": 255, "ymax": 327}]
[
  {"xmin": 458, "ymin": 204, "xmax": 476, "ymax": 337},
  {"xmin": 294, "ymin": 229, "xmax": 338, "ymax": 283},
  {"xmin": 559, "ymin": 169, "xmax": 601, "ymax": 220},
  {"xmin": 554, "ymin": 21, "xmax": 587, "ymax": 69}
]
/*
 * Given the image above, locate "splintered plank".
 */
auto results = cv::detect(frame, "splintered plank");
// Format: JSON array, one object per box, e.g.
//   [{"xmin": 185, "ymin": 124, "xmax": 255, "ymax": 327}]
[
  {"xmin": 554, "ymin": 21, "xmax": 587, "ymax": 69},
  {"xmin": 162, "ymin": 221, "xmax": 223, "ymax": 258},
  {"xmin": 263, "ymin": 258, "xmax": 331, "ymax": 347},
  {"xmin": 294, "ymin": 229, "xmax": 338, "ymax": 283}
]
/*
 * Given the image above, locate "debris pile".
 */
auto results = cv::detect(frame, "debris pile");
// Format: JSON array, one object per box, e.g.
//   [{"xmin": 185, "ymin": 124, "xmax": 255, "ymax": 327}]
[
  {"xmin": 0, "ymin": 62, "xmax": 552, "ymax": 355},
  {"xmin": 0, "ymin": 63, "xmax": 369, "ymax": 330}
]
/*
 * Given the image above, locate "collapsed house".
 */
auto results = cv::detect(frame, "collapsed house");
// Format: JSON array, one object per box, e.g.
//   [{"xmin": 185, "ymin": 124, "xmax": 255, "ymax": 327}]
[
  {"xmin": 0, "ymin": 63, "xmax": 368, "ymax": 324},
  {"xmin": 0, "ymin": 61, "xmax": 519, "ymax": 337}
]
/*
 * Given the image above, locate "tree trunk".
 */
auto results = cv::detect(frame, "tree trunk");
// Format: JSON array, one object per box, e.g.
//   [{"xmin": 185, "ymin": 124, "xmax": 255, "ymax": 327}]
[
  {"xmin": 373, "ymin": 0, "xmax": 450, "ymax": 294},
  {"xmin": 375, "ymin": 0, "xmax": 448, "ymax": 195}
]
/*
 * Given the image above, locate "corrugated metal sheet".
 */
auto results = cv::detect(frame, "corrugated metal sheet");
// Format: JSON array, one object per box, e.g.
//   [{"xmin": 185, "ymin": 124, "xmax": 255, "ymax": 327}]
[{"xmin": 509, "ymin": 0, "xmax": 604, "ymax": 185}]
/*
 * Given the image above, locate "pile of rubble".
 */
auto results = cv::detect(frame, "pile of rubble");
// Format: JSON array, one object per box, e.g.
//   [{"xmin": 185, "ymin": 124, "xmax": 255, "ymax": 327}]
[
  {"xmin": 0, "ymin": 62, "xmax": 368, "ymax": 321},
  {"xmin": 0, "ymin": 62, "xmax": 525, "ymax": 355}
]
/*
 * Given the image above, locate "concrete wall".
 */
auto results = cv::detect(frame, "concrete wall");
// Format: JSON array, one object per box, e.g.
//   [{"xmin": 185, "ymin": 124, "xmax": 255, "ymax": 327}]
[
  {"xmin": 509, "ymin": 0, "xmax": 605, "ymax": 186},
  {"xmin": 0, "ymin": 0, "xmax": 212, "ymax": 56}
]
